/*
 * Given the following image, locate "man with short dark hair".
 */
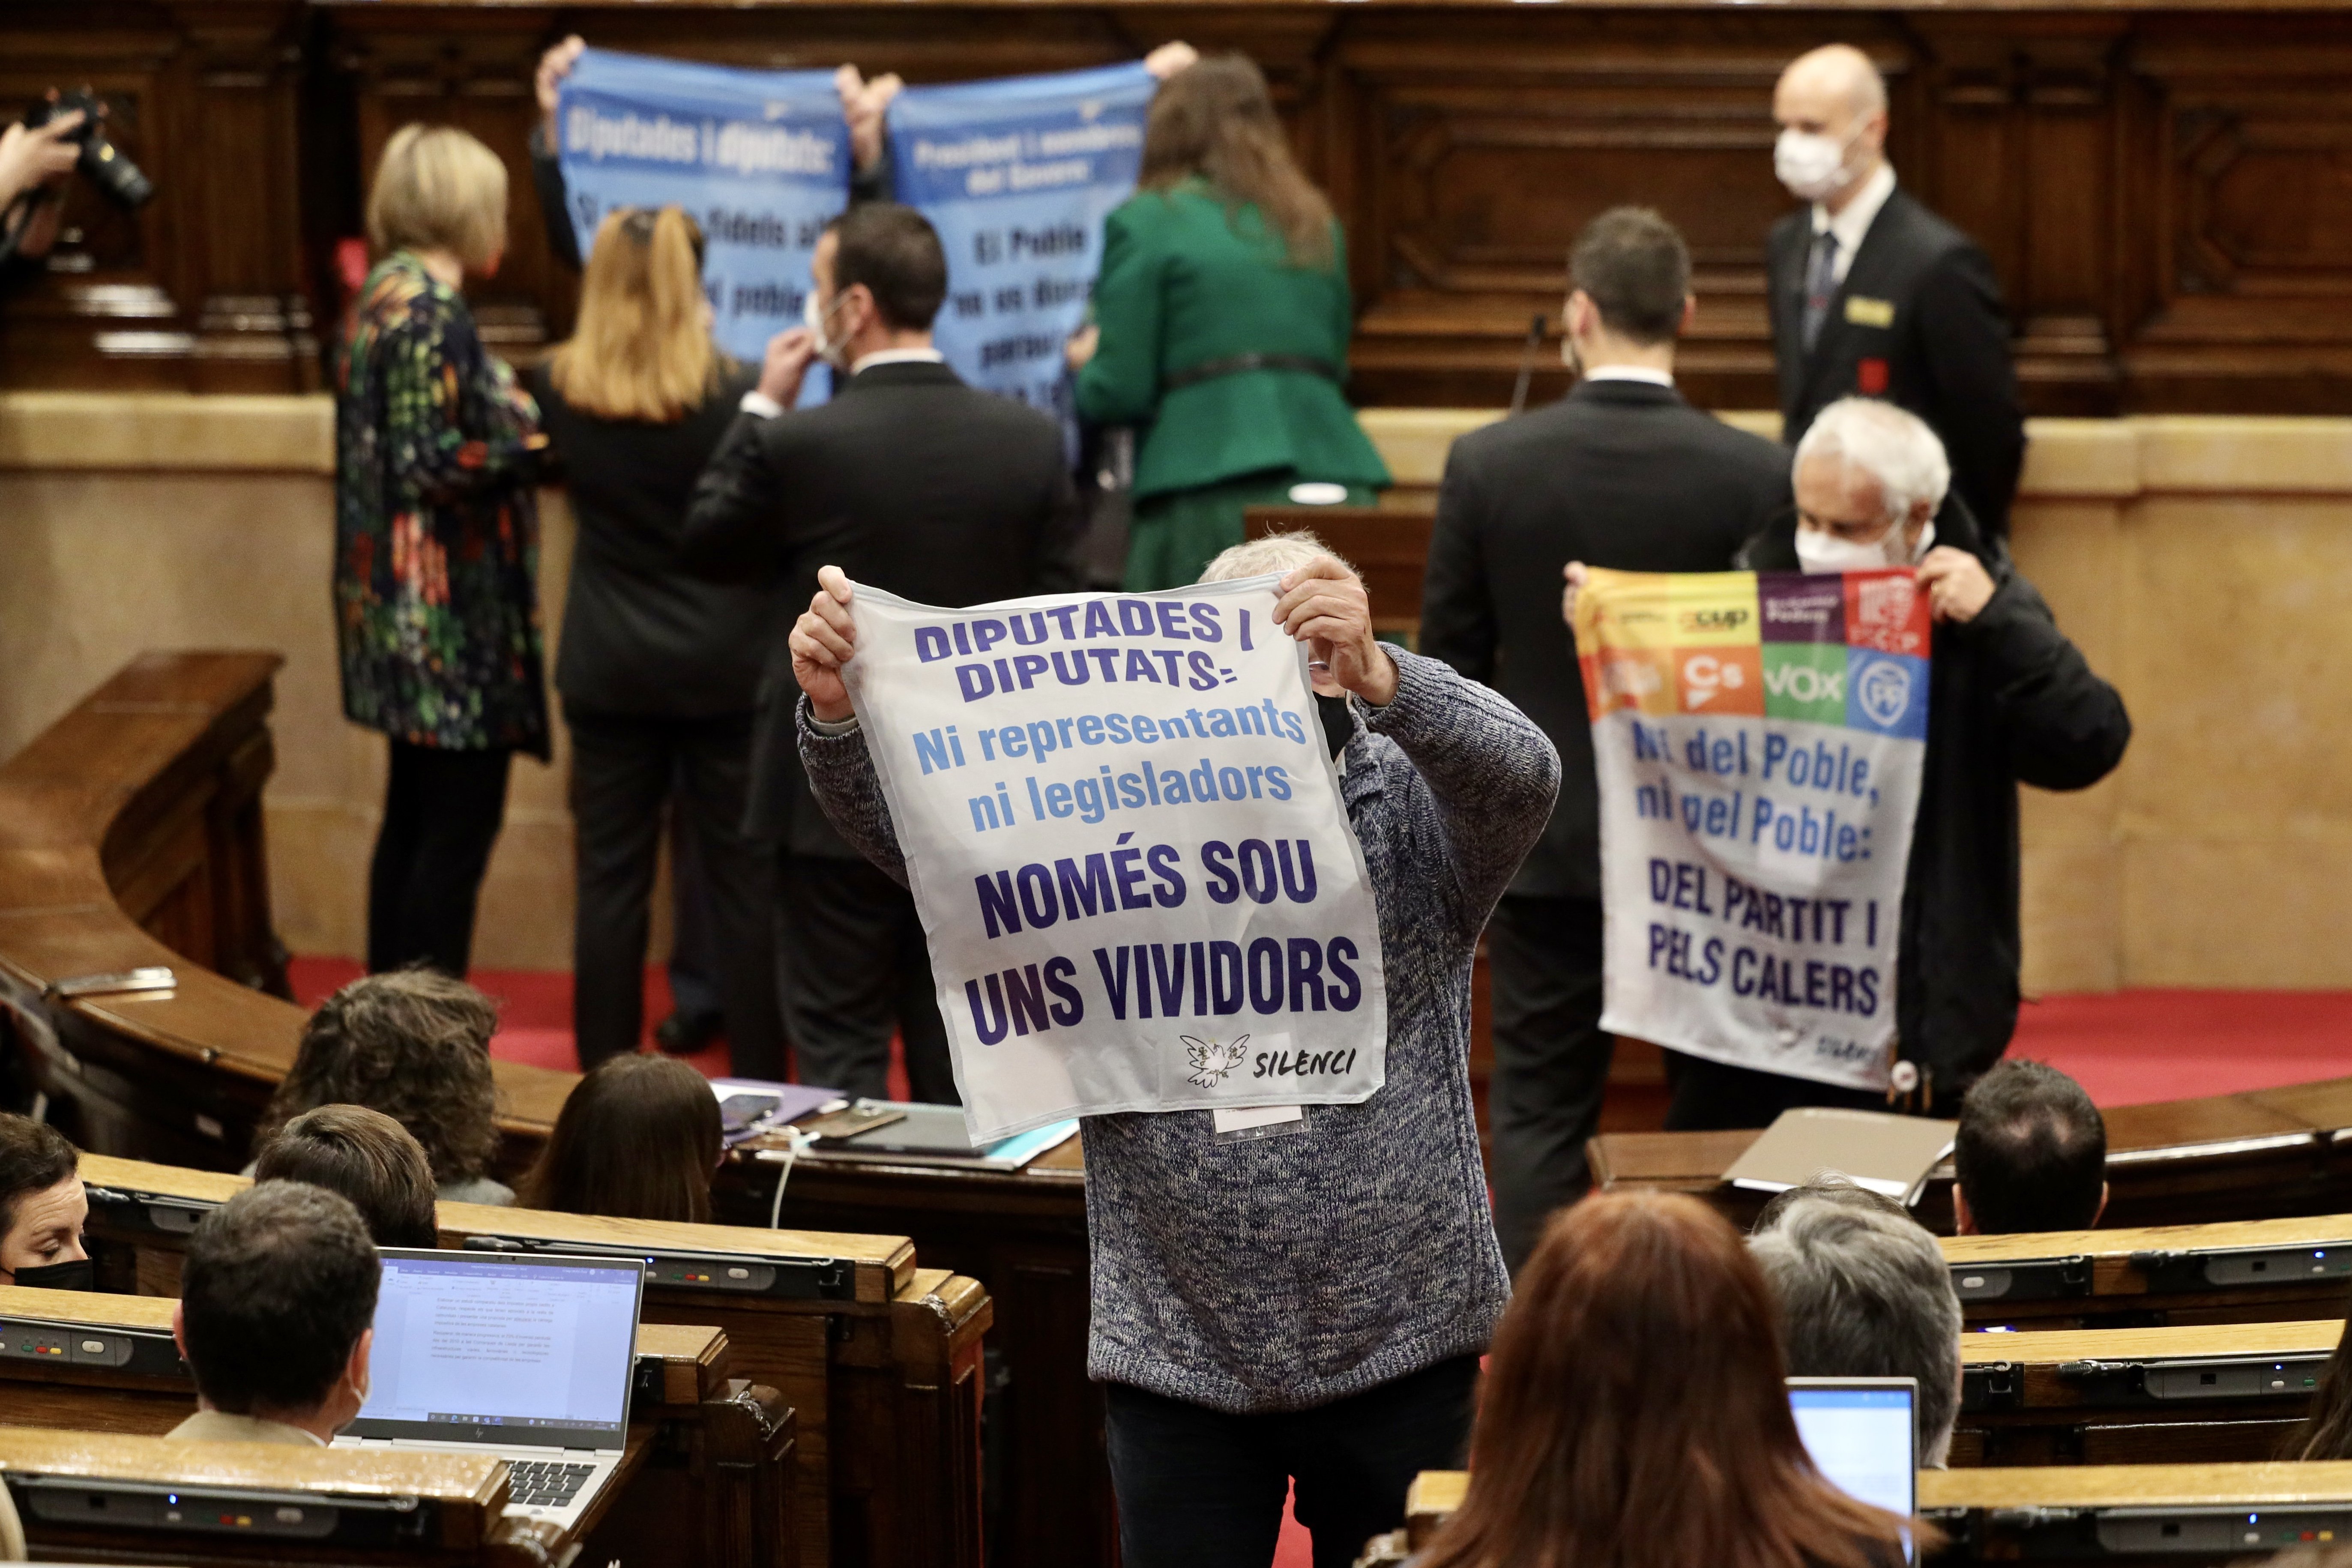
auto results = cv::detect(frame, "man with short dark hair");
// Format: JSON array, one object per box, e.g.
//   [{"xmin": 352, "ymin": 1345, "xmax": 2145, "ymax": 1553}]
[
  {"xmin": 1750, "ymin": 1179, "xmax": 1964, "ymax": 1466},
  {"xmin": 1421, "ymin": 206, "xmax": 1793, "ymax": 1271},
  {"xmin": 168, "ymin": 1182, "xmax": 381, "ymax": 1447},
  {"xmin": 686, "ymin": 202, "xmax": 1083, "ymax": 1101},
  {"xmin": 1952, "ymin": 1058, "xmax": 2108, "ymax": 1235}
]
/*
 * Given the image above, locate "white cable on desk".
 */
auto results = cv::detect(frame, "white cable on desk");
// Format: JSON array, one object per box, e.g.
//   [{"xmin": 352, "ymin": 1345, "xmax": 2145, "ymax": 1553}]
[{"xmin": 760, "ymin": 1125, "xmax": 815, "ymax": 1230}]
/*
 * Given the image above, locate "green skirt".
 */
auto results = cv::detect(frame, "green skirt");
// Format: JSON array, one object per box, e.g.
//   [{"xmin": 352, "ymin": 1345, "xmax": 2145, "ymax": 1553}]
[{"xmin": 1124, "ymin": 472, "xmax": 1379, "ymax": 592}]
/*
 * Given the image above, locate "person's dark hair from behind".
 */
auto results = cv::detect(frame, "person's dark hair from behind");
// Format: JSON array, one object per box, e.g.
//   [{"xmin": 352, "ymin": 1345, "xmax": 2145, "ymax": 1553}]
[
  {"xmin": 1138, "ymin": 54, "xmax": 1335, "ymax": 269},
  {"xmin": 1417, "ymin": 1191, "xmax": 1926, "ymax": 1568},
  {"xmin": 1570, "ymin": 206, "xmax": 1692, "ymax": 345},
  {"xmin": 1951, "ymin": 1058, "xmax": 2107, "ymax": 1235},
  {"xmin": 826, "ymin": 203, "xmax": 948, "ymax": 332},
  {"xmin": 1749, "ymin": 1177, "xmax": 1965, "ymax": 1467},
  {"xmin": 179, "ymin": 1182, "xmax": 380, "ymax": 1417},
  {"xmin": 518, "ymin": 1054, "xmax": 723, "ymax": 1224},
  {"xmin": 254, "ymin": 1104, "xmax": 440, "ymax": 1249},
  {"xmin": 257, "ymin": 969, "xmax": 503, "ymax": 1188}
]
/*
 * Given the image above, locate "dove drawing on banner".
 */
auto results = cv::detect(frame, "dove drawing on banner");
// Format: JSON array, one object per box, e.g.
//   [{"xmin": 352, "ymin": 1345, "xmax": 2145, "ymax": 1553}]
[{"xmin": 1182, "ymin": 1035, "xmax": 1250, "ymax": 1089}]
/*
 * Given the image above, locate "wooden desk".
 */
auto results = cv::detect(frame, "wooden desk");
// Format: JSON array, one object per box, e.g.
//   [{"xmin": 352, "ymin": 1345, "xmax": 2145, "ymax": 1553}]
[
  {"xmin": 0, "ymin": 653, "xmax": 987, "ymax": 1568},
  {"xmin": 1954, "ymin": 1320, "xmax": 2339, "ymax": 1466},
  {"xmin": 1943, "ymin": 1213, "xmax": 2352, "ymax": 1330},
  {"xmin": 1406, "ymin": 1463, "xmax": 2352, "ymax": 1562},
  {"xmin": 0, "ymin": 653, "xmax": 578, "ymax": 1173},
  {"xmin": 68, "ymin": 1151, "xmax": 975, "ymax": 1568},
  {"xmin": 0, "ymin": 1287, "xmax": 792, "ymax": 1568},
  {"xmin": 1592, "ymin": 1078, "xmax": 2352, "ymax": 1237},
  {"xmin": 0, "ymin": 1422, "xmax": 556, "ymax": 1565},
  {"xmin": 1920, "ymin": 1460, "xmax": 2352, "ymax": 1562},
  {"xmin": 726, "ymin": 1130, "xmax": 1105, "ymax": 1568}
]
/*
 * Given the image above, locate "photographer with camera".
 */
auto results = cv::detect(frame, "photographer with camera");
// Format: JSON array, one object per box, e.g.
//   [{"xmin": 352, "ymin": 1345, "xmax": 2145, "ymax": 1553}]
[{"xmin": 0, "ymin": 106, "xmax": 83, "ymax": 289}]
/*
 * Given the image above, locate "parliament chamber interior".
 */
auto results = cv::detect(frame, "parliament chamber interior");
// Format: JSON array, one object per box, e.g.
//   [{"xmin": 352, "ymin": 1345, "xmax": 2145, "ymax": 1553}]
[{"xmin": 3, "ymin": 3, "xmax": 2352, "ymax": 1567}]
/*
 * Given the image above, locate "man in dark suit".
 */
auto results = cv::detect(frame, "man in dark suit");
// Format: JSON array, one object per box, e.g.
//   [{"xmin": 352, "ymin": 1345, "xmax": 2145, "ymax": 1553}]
[
  {"xmin": 685, "ymin": 203, "xmax": 1083, "ymax": 1101},
  {"xmin": 1766, "ymin": 44, "xmax": 2026, "ymax": 538},
  {"xmin": 1420, "ymin": 208, "xmax": 1792, "ymax": 1272}
]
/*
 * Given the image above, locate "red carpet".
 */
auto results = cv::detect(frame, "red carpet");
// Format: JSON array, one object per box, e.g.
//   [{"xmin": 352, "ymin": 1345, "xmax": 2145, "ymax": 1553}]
[{"xmin": 283, "ymin": 961, "xmax": 2352, "ymax": 1568}]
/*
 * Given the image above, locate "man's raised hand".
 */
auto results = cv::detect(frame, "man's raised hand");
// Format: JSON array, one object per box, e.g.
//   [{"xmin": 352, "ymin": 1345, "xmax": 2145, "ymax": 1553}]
[
  {"xmin": 791, "ymin": 566, "xmax": 859, "ymax": 722},
  {"xmin": 1274, "ymin": 556, "xmax": 1397, "ymax": 707}
]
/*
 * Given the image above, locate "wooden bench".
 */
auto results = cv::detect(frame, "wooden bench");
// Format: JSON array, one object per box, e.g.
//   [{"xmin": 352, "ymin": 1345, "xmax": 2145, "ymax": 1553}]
[
  {"xmin": 0, "ymin": 1423, "xmax": 561, "ymax": 1565},
  {"xmin": 1921, "ymin": 1460, "xmax": 2352, "ymax": 1562},
  {"xmin": 1954, "ymin": 1319, "xmax": 2339, "ymax": 1466},
  {"xmin": 1403, "ymin": 1463, "xmax": 2352, "ymax": 1562},
  {"xmin": 0, "ymin": 1284, "xmax": 793, "ymax": 1567},
  {"xmin": 0, "ymin": 654, "xmax": 990, "ymax": 1568},
  {"xmin": 1943, "ymin": 1213, "xmax": 2352, "ymax": 1331},
  {"xmin": 72, "ymin": 1151, "xmax": 986, "ymax": 1568}
]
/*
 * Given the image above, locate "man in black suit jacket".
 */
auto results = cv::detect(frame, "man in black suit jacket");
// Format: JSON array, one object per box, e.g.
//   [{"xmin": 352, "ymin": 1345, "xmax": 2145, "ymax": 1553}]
[
  {"xmin": 686, "ymin": 204, "xmax": 1083, "ymax": 1102},
  {"xmin": 1421, "ymin": 209, "xmax": 1792, "ymax": 1272},
  {"xmin": 1766, "ymin": 44, "xmax": 2026, "ymax": 537}
]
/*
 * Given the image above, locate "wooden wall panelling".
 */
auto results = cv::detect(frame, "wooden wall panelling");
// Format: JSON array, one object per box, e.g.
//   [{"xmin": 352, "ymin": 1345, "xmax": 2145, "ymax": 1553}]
[{"xmin": 2121, "ymin": 23, "xmax": 2352, "ymax": 409}]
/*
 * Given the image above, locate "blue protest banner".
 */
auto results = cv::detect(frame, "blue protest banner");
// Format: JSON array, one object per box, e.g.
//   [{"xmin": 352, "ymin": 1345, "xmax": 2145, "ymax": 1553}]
[
  {"xmin": 556, "ymin": 47, "xmax": 848, "ymax": 388},
  {"xmin": 889, "ymin": 63, "xmax": 1155, "ymax": 429}
]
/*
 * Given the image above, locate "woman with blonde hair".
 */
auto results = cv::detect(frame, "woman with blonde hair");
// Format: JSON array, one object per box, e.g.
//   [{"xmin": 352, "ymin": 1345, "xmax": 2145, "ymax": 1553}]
[
  {"xmin": 1068, "ymin": 54, "xmax": 1388, "ymax": 591},
  {"xmin": 524, "ymin": 206, "xmax": 785, "ymax": 1076},
  {"xmin": 338, "ymin": 123, "xmax": 549, "ymax": 980},
  {"xmin": 1418, "ymin": 1191, "xmax": 1924, "ymax": 1568}
]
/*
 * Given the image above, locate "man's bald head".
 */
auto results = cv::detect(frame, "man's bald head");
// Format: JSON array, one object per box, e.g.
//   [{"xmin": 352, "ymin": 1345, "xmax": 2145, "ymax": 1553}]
[
  {"xmin": 1772, "ymin": 45, "xmax": 1890, "ymax": 208},
  {"xmin": 1780, "ymin": 45, "xmax": 1887, "ymax": 120}
]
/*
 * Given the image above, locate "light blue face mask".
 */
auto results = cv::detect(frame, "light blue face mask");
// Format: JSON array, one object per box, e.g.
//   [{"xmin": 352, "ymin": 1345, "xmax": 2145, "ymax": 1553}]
[{"xmin": 803, "ymin": 288, "xmax": 850, "ymax": 368}]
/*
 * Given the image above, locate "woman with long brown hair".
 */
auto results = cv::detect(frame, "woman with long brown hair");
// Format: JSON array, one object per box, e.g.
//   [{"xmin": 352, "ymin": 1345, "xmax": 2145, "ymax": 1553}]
[
  {"xmin": 517, "ymin": 1053, "xmax": 724, "ymax": 1224},
  {"xmin": 1068, "ymin": 53, "xmax": 1388, "ymax": 590},
  {"xmin": 1420, "ymin": 1191, "xmax": 1924, "ymax": 1568},
  {"xmin": 524, "ymin": 206, "xmax": 785, "ymax": 1079}
]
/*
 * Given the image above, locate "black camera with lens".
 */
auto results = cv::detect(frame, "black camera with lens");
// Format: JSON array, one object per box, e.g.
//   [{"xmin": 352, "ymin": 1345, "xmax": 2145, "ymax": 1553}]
[{"xmin": 23, "ymin": 90, "xmax": 153, "ymax": 211}]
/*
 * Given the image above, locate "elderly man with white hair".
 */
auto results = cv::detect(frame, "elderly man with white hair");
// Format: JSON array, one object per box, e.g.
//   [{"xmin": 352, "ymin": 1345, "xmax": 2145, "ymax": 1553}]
[
  {"xmin": 787, "ymin": 534, "xmax": 1559, "ymax": 1567},
  {"xmin": 1649, "ymin": 396, "xmax": 2129, "ymax": 1129},
  {"xmin": 1768, "ymin": 42, "xmax": 2026, "ymax": 538}
]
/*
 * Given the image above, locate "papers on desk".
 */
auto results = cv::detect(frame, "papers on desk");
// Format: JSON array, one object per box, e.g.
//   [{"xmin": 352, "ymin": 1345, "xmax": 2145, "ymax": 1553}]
[{"xmin": 1722, "ymin": 1106, "xmax": 1957, "ymax": 1207}]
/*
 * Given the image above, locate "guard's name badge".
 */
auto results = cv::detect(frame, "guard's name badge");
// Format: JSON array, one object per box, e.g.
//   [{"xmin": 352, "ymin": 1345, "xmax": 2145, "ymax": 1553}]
[{"xmin": 1844, "ymin": 296, "xmax": 1896, "ymax": 328}]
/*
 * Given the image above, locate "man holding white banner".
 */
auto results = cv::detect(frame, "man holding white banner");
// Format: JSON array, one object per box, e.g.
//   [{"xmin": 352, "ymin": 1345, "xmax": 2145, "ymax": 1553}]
[
  {"xmin": 1574, "ymin": 398, "xmax": 2128, "ymax": 1130},
  {"xmin": 788, "ymin": 535, "xmax": 1558, "ymax": 1567}
]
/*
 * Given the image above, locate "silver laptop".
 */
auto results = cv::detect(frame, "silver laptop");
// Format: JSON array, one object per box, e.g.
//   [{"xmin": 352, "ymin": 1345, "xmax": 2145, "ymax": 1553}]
[
  {"xmin": 1789, "ymin": 1376, "xmax": 1918, "ymax": 1544},
  {"xmin": 334, "ymin": 1248, "xmax": 644, "ymax": 1530}
]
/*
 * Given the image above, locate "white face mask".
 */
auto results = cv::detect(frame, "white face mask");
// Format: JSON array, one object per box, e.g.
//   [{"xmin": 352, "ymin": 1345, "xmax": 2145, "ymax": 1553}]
[
  {"xmin": 1795, "ymin": 518, "xmax": 1935, "ymax": 575},
  {"xmin": 1774, "ymin": 126, "xmax": 1858, "ymax": 203},
  {"xmin": 803, "ymin": 288, "xmax": 847, "ymax": 367}
]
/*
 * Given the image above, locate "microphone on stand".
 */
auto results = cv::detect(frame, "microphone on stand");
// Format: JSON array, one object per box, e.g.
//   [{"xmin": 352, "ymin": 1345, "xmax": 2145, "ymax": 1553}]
[{"xmin": 1508, "ymin": 312, "xmax": 1547, "ymax": 418}]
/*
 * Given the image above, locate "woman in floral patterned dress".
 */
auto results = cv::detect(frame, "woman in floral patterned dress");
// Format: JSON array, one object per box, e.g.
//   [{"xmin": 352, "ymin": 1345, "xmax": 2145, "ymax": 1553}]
[{"xmin": 336, "ymin": 124, "xmax": 548, "ymax": 978}]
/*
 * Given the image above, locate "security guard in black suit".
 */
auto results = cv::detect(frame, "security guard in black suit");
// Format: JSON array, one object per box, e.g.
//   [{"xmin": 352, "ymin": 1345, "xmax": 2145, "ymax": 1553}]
[{"xmin": 1765, "ymin": 44, "xmax": 2026, "ymax": 537}]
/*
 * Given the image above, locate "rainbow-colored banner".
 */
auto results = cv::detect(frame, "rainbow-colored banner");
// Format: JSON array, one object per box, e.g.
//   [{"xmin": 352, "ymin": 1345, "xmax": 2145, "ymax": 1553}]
[{"xmin": 1574, "ymin": 568, "xmax": 1932, "ymax": 1091}]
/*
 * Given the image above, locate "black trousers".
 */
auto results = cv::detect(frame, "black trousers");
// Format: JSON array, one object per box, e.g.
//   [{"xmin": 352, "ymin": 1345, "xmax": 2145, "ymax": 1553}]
[
  {"xmin": 663, "ymin": 773, "xmax": 724, "ymax": 1026},
  {"xmin": 368, "ymin": 741, "xmax": 512, "ymax": 978},
  {"xmin": 567, "ymin": 708, "xmax": 786, "ymax": 1078},
  {"xmin": 1485, "ymin": 894, "xmax": 1611, "ymax": 1274},
  {"xmin": 1663, "ymin": 1051, "xmax": 1887, "ymax": 1130},
  {"xmin": 775, "ymin": 854, "xmax": 958, "ymax": 1103},
  {"xmin": 1103, "ymin": 1356, "xmax": 1481, "ymax": 1568}
]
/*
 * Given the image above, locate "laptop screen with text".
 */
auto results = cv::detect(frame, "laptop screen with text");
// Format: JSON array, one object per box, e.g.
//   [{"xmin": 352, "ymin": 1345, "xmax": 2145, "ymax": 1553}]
[
  {"xmin": 1788, "ymin": 1378, "xmax": 1917, "ymax": 1521},
  {"xmin": 350, "ymin": 1251, "xmax": 643, "ymax": 1446}
]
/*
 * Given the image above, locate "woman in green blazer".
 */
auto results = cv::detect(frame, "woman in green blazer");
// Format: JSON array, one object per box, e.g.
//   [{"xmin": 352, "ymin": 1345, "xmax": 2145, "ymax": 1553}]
[{"xmin": 1069, "ymin": 55, "xmax": 1388, "ymax": 591}]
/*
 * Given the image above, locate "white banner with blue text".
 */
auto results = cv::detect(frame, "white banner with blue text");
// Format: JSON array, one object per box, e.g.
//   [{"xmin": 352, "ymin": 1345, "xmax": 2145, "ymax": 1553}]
[{"xmin": 841, "ymin": 578, "xmax": 1388, "ymax": 1140}]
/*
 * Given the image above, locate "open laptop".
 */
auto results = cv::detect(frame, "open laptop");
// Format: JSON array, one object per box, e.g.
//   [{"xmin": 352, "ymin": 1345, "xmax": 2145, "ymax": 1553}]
[
  {"xmin": 334, "ymin": 1248, "xmax": 644, "ymax": 1530},
  {"xmin": 1789, "ymin": 1376, "xmax": 1918, "ymax": 1526}
]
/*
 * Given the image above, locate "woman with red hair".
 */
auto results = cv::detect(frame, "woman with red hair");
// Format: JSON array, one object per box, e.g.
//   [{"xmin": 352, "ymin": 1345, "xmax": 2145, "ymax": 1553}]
[{"xmin": 1420, "ymin": 1191, "xmax": 1925, "ymax": 1568}]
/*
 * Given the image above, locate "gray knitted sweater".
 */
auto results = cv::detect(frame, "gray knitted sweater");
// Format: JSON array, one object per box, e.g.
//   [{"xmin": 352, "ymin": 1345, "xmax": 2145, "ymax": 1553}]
[{"xmin": 800, "ymin": 647, "xmax": 1560, "ymax": 1413}]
